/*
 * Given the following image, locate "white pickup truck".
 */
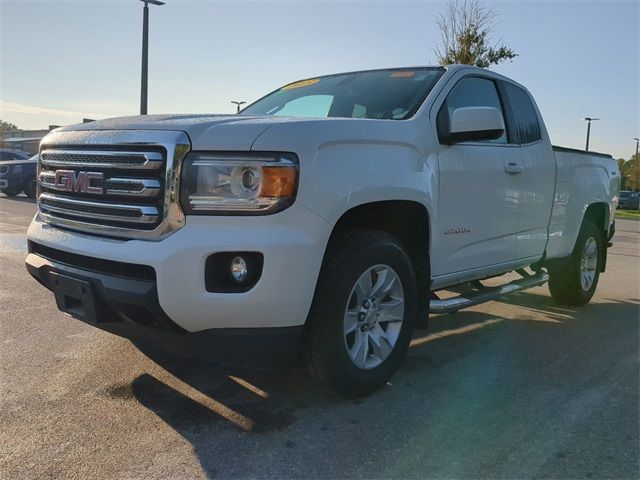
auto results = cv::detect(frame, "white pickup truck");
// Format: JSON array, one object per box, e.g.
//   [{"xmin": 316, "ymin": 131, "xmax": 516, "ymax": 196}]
[{"xmin": 26, "ymin": 65, "xmax": 619, "ymax": 396}]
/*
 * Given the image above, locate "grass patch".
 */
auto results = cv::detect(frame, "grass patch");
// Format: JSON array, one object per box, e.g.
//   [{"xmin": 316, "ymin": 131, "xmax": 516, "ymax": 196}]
[{"xmin": 616, "ymin": 209, "xmax": 640, "ymax": 220}]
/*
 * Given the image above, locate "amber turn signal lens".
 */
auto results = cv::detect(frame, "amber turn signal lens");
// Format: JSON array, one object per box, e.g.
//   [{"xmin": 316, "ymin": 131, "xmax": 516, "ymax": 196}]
[{"xmin": 261, "ymin": 167, "xmax": 297, "ymax": 197}]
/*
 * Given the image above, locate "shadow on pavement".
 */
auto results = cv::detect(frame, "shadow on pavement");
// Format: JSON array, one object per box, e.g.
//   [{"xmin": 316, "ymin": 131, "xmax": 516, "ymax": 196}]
[{"xmin": 130, "ymin": 293, "xmax": 639, "ymax": 478}]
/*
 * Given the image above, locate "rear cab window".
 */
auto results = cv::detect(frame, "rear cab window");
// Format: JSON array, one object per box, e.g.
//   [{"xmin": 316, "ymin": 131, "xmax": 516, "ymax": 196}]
[{"xmin": 500, "ymin": 82, "xmax": 542, "ymax": 144}]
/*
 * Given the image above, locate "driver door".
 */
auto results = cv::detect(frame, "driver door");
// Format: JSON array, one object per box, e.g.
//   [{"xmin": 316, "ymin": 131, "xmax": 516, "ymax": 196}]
[{"xmin": 431, "ymin": 75, "xmax": 522, "ymax": 278}]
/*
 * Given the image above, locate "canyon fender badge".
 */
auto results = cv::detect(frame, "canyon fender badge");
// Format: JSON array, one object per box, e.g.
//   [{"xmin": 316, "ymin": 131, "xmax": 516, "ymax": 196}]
[{"xmin": 444, "ymin": 226, "xmax": 472, "ymax": 235}]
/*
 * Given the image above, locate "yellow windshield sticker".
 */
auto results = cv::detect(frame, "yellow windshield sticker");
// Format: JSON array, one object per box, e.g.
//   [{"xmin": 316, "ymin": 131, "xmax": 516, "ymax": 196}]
[
  {"xmin": 390, "ymin": 71, "xmax": 416, "ymax": 78},
  {"xmin": 282, "ymin": 78, "xmax": 320, "ymax": 90}
]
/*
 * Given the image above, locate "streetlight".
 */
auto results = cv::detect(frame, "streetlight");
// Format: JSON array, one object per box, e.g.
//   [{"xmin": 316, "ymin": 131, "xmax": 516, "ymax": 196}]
[
  {"xmin": 231, "ymin": 101, "xmax": 246, "ymax": 113},
  {"xmin": 139, "ymin": 0, "xmax": 165, "ymax": 115},
  {"xmin": 634, "ymin": 137, "xmax": 639, "ymax": 193},
  {"xmin": 583, "ymin": 117, "xmax": 599, "ymax": 152}
]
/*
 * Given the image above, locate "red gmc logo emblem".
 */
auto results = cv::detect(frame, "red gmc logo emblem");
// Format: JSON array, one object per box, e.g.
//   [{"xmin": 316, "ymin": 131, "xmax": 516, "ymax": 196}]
[{"xmin": 54, "ymin": 170, "xmax": 103, "ymax": 194}]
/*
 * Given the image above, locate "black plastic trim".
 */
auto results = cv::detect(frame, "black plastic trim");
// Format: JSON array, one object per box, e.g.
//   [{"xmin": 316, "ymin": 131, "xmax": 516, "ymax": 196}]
[
  {"xmin": 446, "ymin": 128, "xmax": 505, "ymax": 144},
  {"xmin": 28, "ymin": 241, "xmax": 155, "ymax": 281}
]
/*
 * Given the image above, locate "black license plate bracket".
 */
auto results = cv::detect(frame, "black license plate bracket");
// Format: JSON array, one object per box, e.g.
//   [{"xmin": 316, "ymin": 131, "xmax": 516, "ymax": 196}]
[{"xmin": 50, "ymin": 272, "xmax": 97, "ymax": 322}]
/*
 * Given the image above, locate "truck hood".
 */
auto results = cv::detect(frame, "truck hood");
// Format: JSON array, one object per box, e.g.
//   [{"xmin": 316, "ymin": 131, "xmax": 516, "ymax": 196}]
[
  {"xmin": 55, "ymin": 114, "xmax": 416, "ymax": 153},
  {"xmin": 55, "ymin": 114, "xmax": 309, "ymax": 151}
]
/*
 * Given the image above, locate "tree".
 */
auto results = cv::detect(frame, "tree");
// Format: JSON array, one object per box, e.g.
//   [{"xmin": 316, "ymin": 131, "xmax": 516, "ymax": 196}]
[
  {"xmin": 618, "ymin": 153, "xmax": 639, "ymax": 191},
  {"xmin": 0, "ymin": 120, "xmax": 19, "ymax": 148},
  {"xmin": 0, "ymin": 120, "xmax": 17, "ymax": 134},
  {"xmin": 434, "ymin": 0, "xmax": 517, "ymax": 68}
]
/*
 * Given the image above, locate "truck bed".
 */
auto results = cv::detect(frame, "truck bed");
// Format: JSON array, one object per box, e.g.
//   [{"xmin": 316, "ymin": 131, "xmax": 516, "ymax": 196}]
[{"xmin": 545, "ymin": 145, "xmax": 619, "ymax": 260}]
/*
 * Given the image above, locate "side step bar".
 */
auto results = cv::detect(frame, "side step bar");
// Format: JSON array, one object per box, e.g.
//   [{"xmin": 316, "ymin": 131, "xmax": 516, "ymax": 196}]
[{"xmin": 430, "ymin": 271, "xmax": 549, "ymax": 315}]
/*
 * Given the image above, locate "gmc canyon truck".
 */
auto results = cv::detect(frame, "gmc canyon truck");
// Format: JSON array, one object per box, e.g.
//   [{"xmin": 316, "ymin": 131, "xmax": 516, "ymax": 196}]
[{"xmin": 26, "ymin": 65, "xmax": 619, "ymax": 397}]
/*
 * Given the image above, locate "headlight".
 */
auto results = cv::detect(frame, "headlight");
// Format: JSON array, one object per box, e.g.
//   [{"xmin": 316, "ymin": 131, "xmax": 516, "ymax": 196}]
[{"xmin": 180, "ymin": 152, "xmax": 298, "ymax": 215}]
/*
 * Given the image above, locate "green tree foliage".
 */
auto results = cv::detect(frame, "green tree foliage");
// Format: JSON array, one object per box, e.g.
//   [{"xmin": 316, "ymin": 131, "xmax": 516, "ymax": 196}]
[
  {"xmin": 434, "ymin": 0, "xmax": 517, "ymax": 68},
  {"xmin": 618, "ymin": 153, "xmax": 639, "ymax": 191},
  {"xmin": 0, "ymin": 120, "xmax": 19, "ymax": 148}
]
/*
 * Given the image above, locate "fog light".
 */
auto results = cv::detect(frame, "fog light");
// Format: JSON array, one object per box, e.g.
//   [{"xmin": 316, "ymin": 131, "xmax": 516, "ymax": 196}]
[
  {"xmin": 230, "ymin": 256, "xmax": 248, "ymax": 283},
  {"xmin": 205, "ymin": 252, "xmax": 263, "ymax": 293}
]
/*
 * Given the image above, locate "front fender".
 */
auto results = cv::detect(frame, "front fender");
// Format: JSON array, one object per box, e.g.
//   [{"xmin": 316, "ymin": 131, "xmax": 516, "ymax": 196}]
[{"xmin": 250, "ymin": 119, "xmax": 436, "ymax": 226}]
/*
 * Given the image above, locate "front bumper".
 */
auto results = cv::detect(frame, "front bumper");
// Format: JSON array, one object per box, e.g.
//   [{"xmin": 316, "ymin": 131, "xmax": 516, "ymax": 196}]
[
  {"xmin": 26, "ymin": 203, "xmax": 332, "ymax": 364},
  {"xmin": 26, "ymin": 248, "xmax": 302, "ymax": 368}
]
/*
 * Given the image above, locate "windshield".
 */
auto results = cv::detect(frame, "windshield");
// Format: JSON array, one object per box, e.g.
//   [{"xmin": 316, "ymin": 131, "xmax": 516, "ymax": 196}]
[
  {"xmin": 241, "ymin": 67, "xmax": 445, "ymax": 120},
  {"xmin": 620, "ymin": 191, "xmax": 631, "ymax": 198}
]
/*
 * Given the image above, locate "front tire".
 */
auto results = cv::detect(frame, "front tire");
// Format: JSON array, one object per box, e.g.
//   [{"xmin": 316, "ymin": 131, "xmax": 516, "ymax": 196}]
[
  {"xmin": 303, "ymin": 230, "xmax": 418, "ymax": 397},
  {"xmin": 548, "ymin": 220, "xmax": 603, "ymax": 306}
]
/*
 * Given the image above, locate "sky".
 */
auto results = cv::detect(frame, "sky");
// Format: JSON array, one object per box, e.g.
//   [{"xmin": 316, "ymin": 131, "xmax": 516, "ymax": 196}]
[{"xmin": 0, "ymin": 0, "xmax": 638, "ymax": 159}]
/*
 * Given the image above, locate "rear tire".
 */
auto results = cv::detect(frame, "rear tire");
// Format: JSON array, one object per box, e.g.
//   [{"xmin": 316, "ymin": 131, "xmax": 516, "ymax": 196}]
[
  {"xmin": 303, "ymin": 230, "xmax": 418, "ymax": 397},
  {"xmin": 548, "ymin": 220, "xmax": 603, "ymax": 306}
]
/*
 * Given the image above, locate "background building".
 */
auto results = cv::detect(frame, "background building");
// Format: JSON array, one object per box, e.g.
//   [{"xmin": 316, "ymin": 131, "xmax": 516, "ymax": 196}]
[{"xmin": 0, "ymin": 119, "xmax": 95, "ymax": 154}]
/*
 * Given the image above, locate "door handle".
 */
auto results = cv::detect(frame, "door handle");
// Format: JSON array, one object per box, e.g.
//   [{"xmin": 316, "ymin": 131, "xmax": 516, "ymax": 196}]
[{"xmin": 505, "ymin": 162, "xmax": 525, "ymax": 175}]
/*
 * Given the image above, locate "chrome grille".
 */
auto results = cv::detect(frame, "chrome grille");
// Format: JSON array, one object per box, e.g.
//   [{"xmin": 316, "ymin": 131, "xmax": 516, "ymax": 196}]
[
  {"xmin": 38, "ymin": 147, "xmax": 167, "ymax": 232},
  {"xmin": 37, "ymin": 130, "xmax": 190, "ymax": 240},
  {"xmin": 40, "ymin": 150, "xmax": 163, "ymax": 169},
  {"xmin": 104, "ymin": 178, "xmax": 161, "ymax": 197},
  {"xmin": 39, "ymin": 194, "xmax": 160, "ymax": 223}
]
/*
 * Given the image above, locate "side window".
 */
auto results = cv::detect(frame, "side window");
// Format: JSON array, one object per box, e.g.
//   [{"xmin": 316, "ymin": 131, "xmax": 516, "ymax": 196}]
[
  {"xmin": 437, "ymin": 76, "xmax": 507, "ymax": 144},
  {"xmin": 501, "ymin": 82, "xmax": 541, "ymax": 144}
]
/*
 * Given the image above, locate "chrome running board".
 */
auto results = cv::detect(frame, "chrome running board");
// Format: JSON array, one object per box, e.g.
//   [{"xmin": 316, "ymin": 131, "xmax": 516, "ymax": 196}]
[{"xmin": 430, "ymin": 270, "xmax": 549, "ymax": 315}]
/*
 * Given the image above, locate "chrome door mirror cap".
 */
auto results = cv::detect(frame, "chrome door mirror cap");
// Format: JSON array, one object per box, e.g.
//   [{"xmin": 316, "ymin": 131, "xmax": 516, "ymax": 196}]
[{"xmin": 448, "ymin": 106, "xmax": 505, "ymax": 143}]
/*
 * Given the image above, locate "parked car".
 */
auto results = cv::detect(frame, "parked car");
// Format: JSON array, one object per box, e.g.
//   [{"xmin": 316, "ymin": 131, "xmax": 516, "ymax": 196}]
[
  {"xmin": 0, "ymin": 149, "xmax": 31, "ymax": 161},
  {"xmin": 26, "ymin": 65, "xmax": 619, "ymax": 397},
  {"xmin": 0, "ymin": 154, "xmax": 38, "ymax": 197},
  {"xmin": 618, "ymin": 190, "xmax": 639, "ymax": 210}
]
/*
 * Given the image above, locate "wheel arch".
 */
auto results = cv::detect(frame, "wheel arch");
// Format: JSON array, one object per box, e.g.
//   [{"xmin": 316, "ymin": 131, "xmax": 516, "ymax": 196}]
[
  {"xmin": 326, "ymin": 200, "xmax": 431, "ymax": 324},
  {"xmin": 583, "ymin": 202, "xmax": 610, "ymax": 234},
  {"xmin": 545, "ymin": 201, "xmax": 610, "ymax": 273}
]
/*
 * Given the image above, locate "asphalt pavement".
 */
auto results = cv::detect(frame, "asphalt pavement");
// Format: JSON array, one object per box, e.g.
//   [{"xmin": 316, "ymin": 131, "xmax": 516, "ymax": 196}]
[{"xmin": 1, "ymin": 195, "xmax": 638, "ymax": 479}]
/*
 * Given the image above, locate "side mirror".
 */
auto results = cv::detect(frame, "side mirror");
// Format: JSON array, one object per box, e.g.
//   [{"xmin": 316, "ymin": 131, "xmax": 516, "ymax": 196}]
[{"xmin": 446, "ymin": 106, "xmax": 505, "ymax": 143}]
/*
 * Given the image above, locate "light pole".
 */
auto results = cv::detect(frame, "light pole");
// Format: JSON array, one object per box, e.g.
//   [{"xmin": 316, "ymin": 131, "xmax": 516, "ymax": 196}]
[
  {"xmin": 140, "ymin": 0, "xmax": 165, "ymax": 115},
  {"xmin": 583, "ymin": 117, "xmax": 599, "ymax": 151},
  {"xmin": 231, "ymin": 101, "xmax": 246, "ymax": 113},
  {"xmin": 634, "ymin": 137, "xmax": 639, "ymax": 193}
]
